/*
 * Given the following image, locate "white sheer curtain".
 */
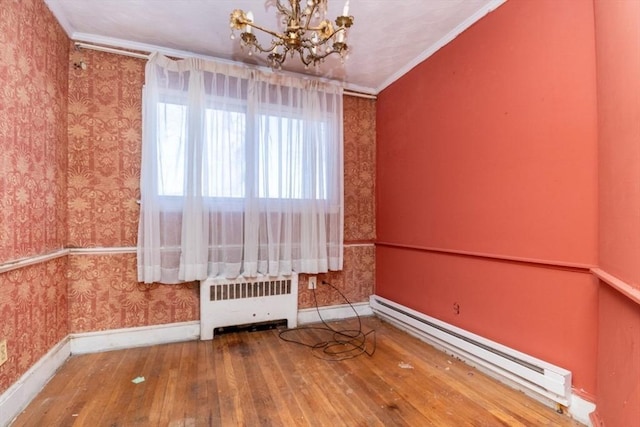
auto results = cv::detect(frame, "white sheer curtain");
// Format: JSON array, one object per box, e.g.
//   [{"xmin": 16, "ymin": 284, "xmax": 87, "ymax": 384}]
[{"xmin": 137, "ymin": 54, "xmax": 344, "ymax": 284}]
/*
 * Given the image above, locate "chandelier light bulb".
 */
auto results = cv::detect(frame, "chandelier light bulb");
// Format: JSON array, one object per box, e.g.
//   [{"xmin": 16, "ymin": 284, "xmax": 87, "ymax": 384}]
[{"xmin": 246, "ymin": 11, "xmax": 254, "ymax": 33}]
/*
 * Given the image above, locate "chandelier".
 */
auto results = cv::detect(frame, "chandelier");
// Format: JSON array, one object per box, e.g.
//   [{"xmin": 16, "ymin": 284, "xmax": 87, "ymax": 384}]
[{"xmin": 229, "ymin": 0, "xmax": 354, "ymax": 69}]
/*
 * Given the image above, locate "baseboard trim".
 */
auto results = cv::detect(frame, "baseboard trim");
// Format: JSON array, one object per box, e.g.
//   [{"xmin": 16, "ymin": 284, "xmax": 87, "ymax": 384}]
[
  {"xmin": 297, "ymin": 302, "xmax": 373, "ymax": 325},
  {"xmin": 0, "ymin": 338, "xmax": 71, "ymax": 427},
  {"xmin": 589, "ymin": 409, "xmax": 604, "ymax": 427},
  {"xmin": 70, "ymin": 321, "xmax": 201, "ymax": 354},
  {"xmin": 569, "ymin": 393, "xmax": 596, "ymax": 426}
]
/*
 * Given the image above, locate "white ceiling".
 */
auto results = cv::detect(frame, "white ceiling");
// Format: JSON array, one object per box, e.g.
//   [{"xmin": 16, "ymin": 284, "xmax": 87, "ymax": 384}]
[{"xmin": 45, "ymin": 0, "xmax": 505, "ymax": 94}]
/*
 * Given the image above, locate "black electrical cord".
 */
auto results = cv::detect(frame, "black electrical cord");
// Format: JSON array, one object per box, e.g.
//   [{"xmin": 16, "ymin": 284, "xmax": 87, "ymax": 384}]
[{"xmin": 278, "ymin": 280, "xmax": 376, "ymax": 361}]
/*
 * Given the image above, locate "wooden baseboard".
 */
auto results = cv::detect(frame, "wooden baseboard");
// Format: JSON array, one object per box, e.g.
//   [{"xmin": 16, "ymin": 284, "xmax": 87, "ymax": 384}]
[{"xmin": 70, "ymin": 321, "xmax": 201, "ymax": 354}]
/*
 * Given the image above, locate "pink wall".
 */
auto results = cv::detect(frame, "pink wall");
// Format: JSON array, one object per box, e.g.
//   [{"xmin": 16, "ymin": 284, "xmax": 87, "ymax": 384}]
[
  {"xmin": 377, "ymin": 248, "xmax": 597, "ymax": 383},
  {"xmin": 593, "ymin": 1, "xmax": 640, "ymax": 425},
  {"xmin": 594, "ymin": 286, "xmax": 640, "ymax": 426},
  {"xmin": 594, "ymin": 0, "xmax": 640, "ymax": 285},
  {"xmin": 376, "ymin": 0, "xmax": 599, "ymax": 396}
]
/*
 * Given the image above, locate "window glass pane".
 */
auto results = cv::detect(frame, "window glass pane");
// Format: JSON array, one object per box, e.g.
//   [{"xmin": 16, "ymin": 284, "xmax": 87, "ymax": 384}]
[
  {"xmin": 257, "ymin": 114, "xmax": 328, "ymax": 200},
  {"xmin": 258, "ymin": 114, "xmax": 301, "ymax": 199},
  {"xmin": 157, "ymin": 102, "xmax": 186, "ymax": 196},
  {"xmin": 205, "ymin": 108, "xmax": 245, "ymax": 198}
]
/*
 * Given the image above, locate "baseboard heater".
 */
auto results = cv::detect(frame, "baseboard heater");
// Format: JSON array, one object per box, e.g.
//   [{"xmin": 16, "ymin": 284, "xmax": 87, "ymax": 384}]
[
  {"xmin": 200, "ymin": 273, "xmax": 298, "ymax": 340},
  {"xmin": 370, "ymin": 295, "xmax": 571, "ymax": 405}
]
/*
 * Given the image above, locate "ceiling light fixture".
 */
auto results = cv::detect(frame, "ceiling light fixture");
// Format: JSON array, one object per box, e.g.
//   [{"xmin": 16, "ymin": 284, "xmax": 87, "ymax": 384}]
[{"xmin": 229, "ymin": 0, "xmax": 354, "ymax": 69}]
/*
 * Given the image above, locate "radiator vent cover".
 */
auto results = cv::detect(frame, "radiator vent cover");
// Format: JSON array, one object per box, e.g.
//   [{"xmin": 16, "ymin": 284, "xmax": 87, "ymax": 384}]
[
  {"xmin": 200, "ymin": 274, "xmax": 298, "ymax": 340},
  {"xmin": 209, "ymin": 279, "xmax": 292, "ymax": 301}
]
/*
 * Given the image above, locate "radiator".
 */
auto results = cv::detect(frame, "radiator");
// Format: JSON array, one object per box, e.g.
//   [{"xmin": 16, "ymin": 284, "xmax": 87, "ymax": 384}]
[
  {"xmin": 200, "ymin": 274, "xmax": 298, "ymax": 340},
  {"xmin": 370, "ymin": 295, "xmax": 572, "ymax": 406}
]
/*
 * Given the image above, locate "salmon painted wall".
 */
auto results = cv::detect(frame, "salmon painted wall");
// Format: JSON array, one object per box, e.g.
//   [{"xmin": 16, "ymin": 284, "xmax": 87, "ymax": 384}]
[
  {"xmin": 593, "ymin": 1, "xmax": 640, "ymax": 425},
  {"xmin": 594, "ymin": 1, "xmax": 640, "ymax": 285},
  {"xmin": 376, "ymin": 0, "xmax": 599, "ymax": 396},
  {"xmin": 66, "ymin": 48, "xmax": 376, "ymax": 331},
  {"xmin": 0, "ymin": 0, "xmax": 69, "ymax": 394}
]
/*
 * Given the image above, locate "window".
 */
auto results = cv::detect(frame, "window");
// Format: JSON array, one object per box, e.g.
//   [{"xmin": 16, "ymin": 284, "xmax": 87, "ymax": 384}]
[
  {"xmin": 156, "ymin": 100, "xmax": 331, "ymax": 201},
  {"xmin": 137, "ymin": 55, "xmax": 343, "ymax": 284}
]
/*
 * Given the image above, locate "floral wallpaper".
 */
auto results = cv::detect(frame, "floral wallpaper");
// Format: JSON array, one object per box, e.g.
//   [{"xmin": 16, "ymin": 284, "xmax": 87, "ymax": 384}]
[
  {"xmin": 0, "ymin": 0, "xmax": 69, "ymax": 395},
  {"xmin": 68, "ymin": 254, "xmax": 198, "ymax": 332},
  {"xmin": 0, "ymin": 0, "xmax": 375, "ymax": 399},
  {"xmin": 0, "ymin": 258, "xmax": 69, "ymax": 394},
  {"xmin": 65, "ymin": 48, "xmax": 203, "ymax": 330},
  {"xmin": 67, "ymin": 247, "xmax": 374, "ymax": 331},
  {"xmin": 67, "ymin": 48, "xmax": 143, "ymax": 248},
  {"xmin": 343, "ymin": 95, "xmax": 376, "ymax": 243},
  {"xmin": 298, "ymin": 245, "xmax": 375, "ymax": 309},
  {"xmin": 66, "ymin": 49, "xmax": 377, "ymax": 321},
  {"xmin": 0, "ymin": 0, "xmax": 69, "ymax": 264}
]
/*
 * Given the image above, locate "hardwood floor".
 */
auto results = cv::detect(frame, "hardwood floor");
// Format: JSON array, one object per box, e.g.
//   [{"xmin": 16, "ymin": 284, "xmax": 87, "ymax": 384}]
[{"xmin": 12, "ymin": 317, "xmax": 583, "ymax": 426}]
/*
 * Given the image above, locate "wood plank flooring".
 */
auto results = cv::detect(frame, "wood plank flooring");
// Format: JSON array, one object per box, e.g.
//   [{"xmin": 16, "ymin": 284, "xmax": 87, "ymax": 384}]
[{"xmin": 11, "ymin": 317, "xmax": 583, "ymax": 426}]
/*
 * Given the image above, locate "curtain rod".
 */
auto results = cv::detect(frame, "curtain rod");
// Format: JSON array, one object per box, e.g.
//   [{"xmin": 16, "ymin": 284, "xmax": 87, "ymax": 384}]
[
  {"xmin": 73, "ymin": 42, "xmax": 377, "ymax": 100},
  {"xmin": 74, "ymin": 42, "xmax": 149, "ymax": 60}
]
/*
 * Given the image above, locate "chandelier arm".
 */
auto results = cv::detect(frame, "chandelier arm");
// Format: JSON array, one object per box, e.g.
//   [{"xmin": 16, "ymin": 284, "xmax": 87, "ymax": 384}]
[
  {"xmin": 300, "ymin": 46, "xmax": 343, "ymax": 66},
  {"xmin": 301, "ymin": 27, "xmax": 345, "ymax": 46},
  {"xmin": 272, "ymin": 52, "xmax": 287, "ymax": 67},
  {"xmin": 306, "ymin": 25, "xmax": 344, "ymax": 34},
  {"xmin": 252, "ymin": 39, "xmax": 285, "ymax": 54},
  {"xmin": 299, "ymin": 51, "xmax": 313, "ymax": 67},
  {"xmin": 315, "ymin": 48, "xmax": 343, "ymax": 61},
  {"xmin": 301, "ymin": 36, "xmax": 329, "ymax": 49},
  {"xmin": 297, "ymin": 45, "xmax": 321, "ymax": 67},
  {"xmin": 274, "ymin": 0, "xmax": 291, "ymax": 16},
  {"xmin": 302, "ymin": 1, "xmax": 321, "ymax": 31},
  {"xmin": 244, "ymin": 22, "xmax": 289, "ymax": 42}
]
